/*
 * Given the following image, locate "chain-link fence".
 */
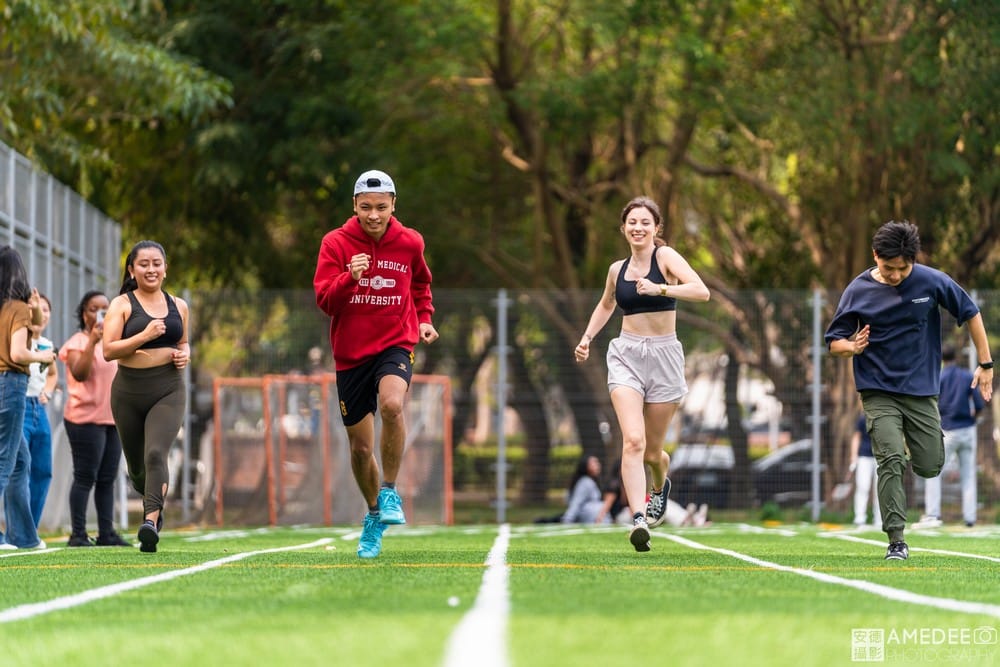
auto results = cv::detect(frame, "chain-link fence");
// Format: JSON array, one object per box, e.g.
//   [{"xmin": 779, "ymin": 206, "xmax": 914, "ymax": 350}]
[
  {"xmin": 5, "ymin": 137, "xmax": 995, "ymax": 528},
  {"xmin": 1, "ymin": 140, "xmax": 122, "ymax": 534},
  {"xmin": 170, "ymin": 287, "xmax": 999, "ymax": 526}
]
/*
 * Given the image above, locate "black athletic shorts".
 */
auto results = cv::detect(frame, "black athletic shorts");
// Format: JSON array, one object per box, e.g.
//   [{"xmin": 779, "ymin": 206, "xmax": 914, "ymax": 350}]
[{"xmin": 335, "ymin": 346, "xmax": 413, "ymax": 426}]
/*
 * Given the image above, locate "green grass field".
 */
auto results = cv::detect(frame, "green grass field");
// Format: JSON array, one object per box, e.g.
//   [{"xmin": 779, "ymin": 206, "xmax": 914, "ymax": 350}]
[{"xmin": 3, "ymin": 522, "xmax": 998, "ymax": 667}]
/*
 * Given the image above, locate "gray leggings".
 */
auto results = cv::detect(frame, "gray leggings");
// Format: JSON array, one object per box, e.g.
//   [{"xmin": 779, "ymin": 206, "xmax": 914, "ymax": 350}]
[{"xmin": 110, "ymin": 364, "xmax": 186, "ymax": 516}]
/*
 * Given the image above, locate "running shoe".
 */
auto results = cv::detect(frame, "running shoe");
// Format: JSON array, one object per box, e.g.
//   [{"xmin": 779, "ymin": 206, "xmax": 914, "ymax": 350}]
[
  {"xmin": 66, "ymin": 533, "xmax": 94, "ymax": 547},
  {"xmin": 911, "ymin": 514, "xmax": 942, "ymax": 529},
  {"xmin": 629, "ymin": 515, "xmax": 651, "ymax": 552},
  {"xmin": 884, "ymin": 541, "xmax": 909, "ymax": 561},
  {"xmin": 138, "ymin": 519, "xmax": 159, "ymax": 553},
  {"xmin": 378, "ymin": 487, "xmax": 406, "ymax": 525},
  {"xmin": 358, "ymin": 513, "xmax": 387, "ymax": 558},
  {"xmin": 645, "ymin": 478, "xmax": 672, "ymax": 528},
  {"xmin": 96, "ymin": 531, "xmax": 133, "ymax": 547}
]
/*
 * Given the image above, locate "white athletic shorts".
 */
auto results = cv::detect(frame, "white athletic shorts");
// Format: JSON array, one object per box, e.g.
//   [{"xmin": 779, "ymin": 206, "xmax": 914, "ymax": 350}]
[{"xmin": 606, "ymin": 331, "xmax": 687, "ymax": 403}]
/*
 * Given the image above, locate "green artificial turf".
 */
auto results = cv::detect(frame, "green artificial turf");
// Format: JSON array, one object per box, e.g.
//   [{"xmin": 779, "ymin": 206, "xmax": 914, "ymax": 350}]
[{"xmin": 3, "ymin": 523, "xmax": 997, "ymax": 667}]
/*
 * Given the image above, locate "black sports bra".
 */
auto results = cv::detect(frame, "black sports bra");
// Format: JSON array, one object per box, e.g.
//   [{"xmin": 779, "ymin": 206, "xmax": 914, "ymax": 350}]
[
  {"xmin": 122, "ymin": 291, "xmax": 184, "ymax": 349},
  {"xmin": 615, "ymin": 247, "xmax": 677, "ymax": 315}
]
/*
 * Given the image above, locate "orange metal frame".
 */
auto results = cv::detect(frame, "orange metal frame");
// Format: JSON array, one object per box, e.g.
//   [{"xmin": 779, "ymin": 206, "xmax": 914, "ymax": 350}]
[{"xmin": 212, "ymin": 373, "xmax": 453, "ymax": 527}]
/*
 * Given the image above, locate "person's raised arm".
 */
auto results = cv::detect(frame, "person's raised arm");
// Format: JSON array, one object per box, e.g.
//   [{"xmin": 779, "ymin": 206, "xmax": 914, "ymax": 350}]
[
  {"xmin": 650, "ymin": 246, "xmax": 710, "ymax": 302},
  {"xmin": 102, "ymin": 294, "xmax": 159, "ymax": 361},
  {"xmin": 10, "ymin": 326, "xmax": 55, "ymax": 367},
  {"xmin": 966, "ymin": 312, "xmax": 993, "ymax": 402},
  {"xmin": 313, "ymin": 238, "xmax": 359, "ymax": 316},
  {"xmin": 65, "ymin": 324, "xmax": 101, "ymax": 381},
  {"xmin": 574, "ymin": 264, "xmax": 619, "ymax": 363},
  {"xmin": 830, "ymin": 324, "xmax": 870, "ymax": 358},
  {"xmin": 169, "ymin": 297, "xmax": 191, "ymax": 369}
]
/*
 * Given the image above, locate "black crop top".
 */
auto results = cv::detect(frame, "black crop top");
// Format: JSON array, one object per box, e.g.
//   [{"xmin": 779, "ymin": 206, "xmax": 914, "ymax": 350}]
[
  {"xmin": 123, "ymin": 290, "xmax": 184, "ymax": 349},
  {"xmin": 615, "ymin": 247, "xmax": 677, "ymax": 315}
]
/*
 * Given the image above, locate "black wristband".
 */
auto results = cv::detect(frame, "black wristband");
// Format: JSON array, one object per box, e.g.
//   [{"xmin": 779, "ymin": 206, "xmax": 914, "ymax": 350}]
[{"xmin": 980, "ymin": 361, "xmax": 994, "ymax": 370}]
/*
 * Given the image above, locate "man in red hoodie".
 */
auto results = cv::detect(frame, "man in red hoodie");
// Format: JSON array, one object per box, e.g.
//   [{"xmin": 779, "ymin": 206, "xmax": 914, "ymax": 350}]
[{"xmin": 314, "ymin": 170, "xmax": 438, "ymax": 557}]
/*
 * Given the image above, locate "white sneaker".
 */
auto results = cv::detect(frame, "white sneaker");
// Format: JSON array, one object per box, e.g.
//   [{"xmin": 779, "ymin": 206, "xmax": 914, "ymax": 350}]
[
  {"xmin": 629, "ymin": 516, "xmax": 651, "ymax": 552},
  {"xmin": 0, "ymin": 543, "xmax": 17, "ymax": 551},
  {"xmin": 32, "ymin": 539, "xmax": 46, "ymax": 549},
  {"xmin": 912, "ymin": 515, "xmax": 942, "ymax": 529}
]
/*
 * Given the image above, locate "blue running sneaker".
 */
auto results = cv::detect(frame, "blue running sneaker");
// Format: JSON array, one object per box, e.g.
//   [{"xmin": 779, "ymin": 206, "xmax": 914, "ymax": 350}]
[
  {"xmin": 357, "ymin": 513, "xmax": 386, "ymax": 558},
  {"xmin": 378, "ymin": 487, "xmax": 406, "ymax": 525}
]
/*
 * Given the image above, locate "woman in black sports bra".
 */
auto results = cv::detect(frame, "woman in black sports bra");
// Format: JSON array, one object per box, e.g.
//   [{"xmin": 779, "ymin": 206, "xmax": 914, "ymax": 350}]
[
  {"xmin": 574, "ymin": 196, "xmax": 710, "ymax": 552},
  {"xmin": 102, "ymin": 240, "xmax": 190, "ymax": 553}
]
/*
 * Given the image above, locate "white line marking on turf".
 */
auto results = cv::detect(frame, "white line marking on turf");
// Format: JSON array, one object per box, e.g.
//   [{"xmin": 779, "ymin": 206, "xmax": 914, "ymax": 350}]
[
  {"xmin": 0, "ymin": 548, "xmax": 63, "ymax": 559},
  {"xmin": 736, "ymin": 523, "xmax": 798, "ymax": 537},
  {"xmin": 0, "ymin": 538, "xmax": 332, "ymax": 624},
  {"xmin": 820, "ymin": 533, "xmax": 1000, "ymax": 563},
  {"xmin": 443, "ymin": 524, "xmax": 510, "ymax": 667},
  {"xmin": 658, "ymin": 532, "xmax": 1000, "ymax": 619}
]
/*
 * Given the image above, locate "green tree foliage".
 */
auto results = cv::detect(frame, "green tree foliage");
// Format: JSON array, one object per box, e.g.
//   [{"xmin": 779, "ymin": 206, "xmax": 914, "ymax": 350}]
[
  {"xmin": 0, "ymin": 0, "xmax": 231, "ymax": 191},
  {"xmin": 88, "ymin": 0, "xmax": 365, "ymax": 287},
  {"xmin": 2, "ymin": 0, "xmax": 996, "ymax": 498}
]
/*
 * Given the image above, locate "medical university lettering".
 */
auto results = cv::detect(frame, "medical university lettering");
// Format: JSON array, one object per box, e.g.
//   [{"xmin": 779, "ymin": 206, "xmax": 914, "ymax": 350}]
[
  {"xmin": 377, "ymin": 259, "xmax": 408, "ymax": 273},
  {"xmin": 349, "ymin": 294, "xmax": 404, "ymax": 306}
]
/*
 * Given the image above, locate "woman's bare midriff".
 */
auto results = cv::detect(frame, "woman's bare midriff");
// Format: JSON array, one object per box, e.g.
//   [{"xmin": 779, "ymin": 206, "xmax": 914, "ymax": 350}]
[
  {"xmin": 119, "ymin": 347, "xmax": 177, "ymax": 369},
  {"xmin": 620, "ymin": 310, "xmax": 677, "ymax": 338}
]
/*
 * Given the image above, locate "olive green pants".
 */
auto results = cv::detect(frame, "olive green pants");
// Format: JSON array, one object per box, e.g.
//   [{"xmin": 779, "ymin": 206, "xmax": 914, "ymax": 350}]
[{"xmin": 861, "ymin": 391, "xmax": 944, "ymax": 543}]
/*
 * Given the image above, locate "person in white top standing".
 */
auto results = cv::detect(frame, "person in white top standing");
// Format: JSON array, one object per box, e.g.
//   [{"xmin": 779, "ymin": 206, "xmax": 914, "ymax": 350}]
[{"xmin": 24, "ymin": 292, "xmax": 58, "ymax": 527}]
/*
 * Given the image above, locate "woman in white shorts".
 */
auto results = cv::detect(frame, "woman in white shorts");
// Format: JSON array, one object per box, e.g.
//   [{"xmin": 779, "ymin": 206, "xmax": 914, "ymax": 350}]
[{"xmin": 574, "ymin": 196, "xmax": 710, "ymax": 552}]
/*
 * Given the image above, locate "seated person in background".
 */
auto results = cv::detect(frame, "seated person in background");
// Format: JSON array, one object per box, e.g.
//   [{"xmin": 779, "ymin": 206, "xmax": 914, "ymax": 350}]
[
  {"xmin": 562, "ymin": 455, "xmax": 610, "ymax": 524},
  {"xmin": 596, "ymin": 458, "xmax": 631, "ymax": 525}
]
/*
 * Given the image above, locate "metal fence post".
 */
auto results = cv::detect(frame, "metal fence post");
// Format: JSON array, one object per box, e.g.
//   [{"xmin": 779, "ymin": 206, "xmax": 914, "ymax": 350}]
[
  {"xmin": 495, "ymin": 288, "xmax": 509, "ymax": 523},
  {"xmin": 811, "ymin": 288, "xmax": 823, "ymax": 522}
]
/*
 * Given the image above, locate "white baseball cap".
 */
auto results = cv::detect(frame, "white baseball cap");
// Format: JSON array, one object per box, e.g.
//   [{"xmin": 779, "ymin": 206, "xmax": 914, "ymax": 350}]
[{"xmin": 354, "ymin": 170, "xmax": 396, "ymax": 196}]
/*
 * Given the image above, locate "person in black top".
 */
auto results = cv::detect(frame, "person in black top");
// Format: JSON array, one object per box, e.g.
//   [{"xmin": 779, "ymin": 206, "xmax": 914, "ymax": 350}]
[
  {"xmin": 574, "ymin": 196, "xmax": 710, "ymax": 552},
  {"xmin": 596, "ymin": 458, "xmax": 628, "ymax": 525},
  {"xmin": 103, "ymin": 240, "xmax": 190, "ymax": 553}
]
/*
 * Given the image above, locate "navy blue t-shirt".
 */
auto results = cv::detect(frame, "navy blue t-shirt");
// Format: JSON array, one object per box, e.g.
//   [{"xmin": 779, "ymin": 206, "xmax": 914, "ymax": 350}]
[
  {"xmin": 825, "ymin": 264, "xmax": 979, "ymax": 397},
  {"xmin": 938, "ymin": 363, "xmax": 984, "ymax": 430}
]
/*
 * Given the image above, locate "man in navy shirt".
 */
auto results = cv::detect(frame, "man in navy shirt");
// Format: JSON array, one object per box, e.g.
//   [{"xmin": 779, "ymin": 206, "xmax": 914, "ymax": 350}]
[
  {"xmin": 918, "ymin": 343, "xmax": 985, "ymax": 528},
  {"xmin": 826, "ymin": 221, "xmax": 993, "ymax": 561}
]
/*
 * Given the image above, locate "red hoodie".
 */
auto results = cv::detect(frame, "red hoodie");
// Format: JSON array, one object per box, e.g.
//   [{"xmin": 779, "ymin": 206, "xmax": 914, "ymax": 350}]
[{"xmin": 313, "ymin": 216, "xmax": 434, "ymax": 371}]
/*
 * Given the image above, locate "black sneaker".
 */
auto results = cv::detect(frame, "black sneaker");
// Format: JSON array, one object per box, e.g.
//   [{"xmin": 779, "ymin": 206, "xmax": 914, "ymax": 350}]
[
  {"xmin": 629, "ymin": 516, "xmax": 651, "ymax": 552},
  {"xmin": 96, "ymin": 531, "xmax": 133, "ymax": 547},
  {"xmin": 645, "ymin": 478, "xmax": 672, "ymax": 528},
  {"xmin": 885, "ymin": 541, "xmax": 909, "ymax": 560},
  {"xmin": 137, "ymin": 520, "xmax": 159, "ymax": 553},
  {"xmin": 66, "ymin": 533, "xmax": 94, "ymax": 547}
]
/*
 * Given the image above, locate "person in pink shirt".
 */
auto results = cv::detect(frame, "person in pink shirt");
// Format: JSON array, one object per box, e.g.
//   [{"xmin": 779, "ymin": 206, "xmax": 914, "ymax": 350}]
[{"xmin": 59, "ymin": 290, "xmax": 131, "ymax": 547}]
